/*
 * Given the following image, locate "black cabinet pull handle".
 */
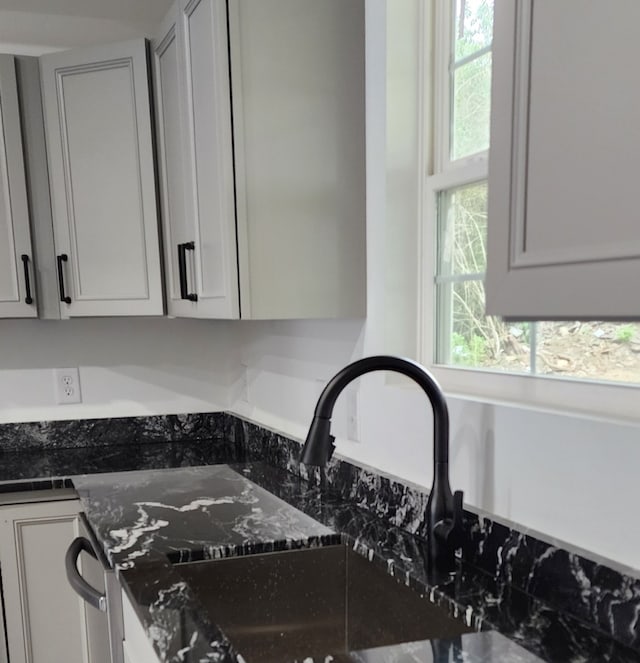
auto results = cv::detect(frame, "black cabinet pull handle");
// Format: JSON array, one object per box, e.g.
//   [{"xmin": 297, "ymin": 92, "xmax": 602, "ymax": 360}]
[
  {"xmin": 177, "ymin": 243, "xmax": 187, "ymax": 299},
  {"xmin": 65, "ymin": 537, "xmax": 106, "ymax": 612},
  {"xmin": 57, "ymin": 254, "xmax": 71, "ymax": 304},
  {"xmin": 20, "ymin": 254, "xmax": 33, "ymax": 305},
  {"xmin": 177, "ymin": 242, "xmax": 198, "ymax": 302}
]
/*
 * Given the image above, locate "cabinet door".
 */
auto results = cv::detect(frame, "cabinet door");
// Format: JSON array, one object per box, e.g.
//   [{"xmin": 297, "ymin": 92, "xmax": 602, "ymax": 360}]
[
  {"xmin": 76, "ymin": 520, "xmax": 112, "ymax": 663},
  {"xmin": 40, "ymin": 40, "xmax": 163, "ymax": 318},
  {"xmin": 486, "ymin": 0, "xmax": 640, "ymax": 320},
  {"xmin": 155, "ymin": 0, "xmax": 238, "ymax": 319},
  {"xmin": 0, "ymin": 499, "xmax": 107, "ymax": 663},
  {"xmin": 180, "ymin": 0, "xmax": 239, "ymax": 318},
  {"xmin": 0, "ymin": 55, "xmax": 36, "ymax": 318},
  {"xmin": 153, "ymin": 3, "xmax": 201, "ymax": 318}
]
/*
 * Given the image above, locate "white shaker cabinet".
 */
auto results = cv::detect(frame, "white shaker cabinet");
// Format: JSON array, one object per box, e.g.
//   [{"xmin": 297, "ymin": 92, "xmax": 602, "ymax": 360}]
[
  {"xmin": 154, "ymin": 0, "xmax": 366, "ymax": 320},
  {"xmin": 154, "ymin": 0, "xmax": 238, "ymax": 318},
  {"xmin": 40, "ymin": 40, "xmax": 163, "ymax": 318},
  {"xmin": 0, "ymin": 55, "xmax": 37, "ymax": 318},
  {"xmin": 486, "ymin": 0, "xmax": 640, "ymax": 320},
  {"xmin": 0, "ymin": 495, "xmax": 109, "ymax": 663}
]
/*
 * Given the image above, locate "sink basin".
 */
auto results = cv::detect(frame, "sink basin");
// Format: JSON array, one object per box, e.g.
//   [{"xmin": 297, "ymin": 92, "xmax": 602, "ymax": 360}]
[{"xmin": 175, "ymin": 545, "xmax": 473, "ymax": 662}]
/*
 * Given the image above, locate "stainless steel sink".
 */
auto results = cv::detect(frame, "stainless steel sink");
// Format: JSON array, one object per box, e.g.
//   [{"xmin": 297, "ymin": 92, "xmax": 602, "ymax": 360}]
[{"xmin": 175, "ymin": 545, "xmax": 473, "ymax": 663}]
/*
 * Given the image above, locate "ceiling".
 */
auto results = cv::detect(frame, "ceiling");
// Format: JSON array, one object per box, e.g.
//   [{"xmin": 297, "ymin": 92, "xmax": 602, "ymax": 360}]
[{"xmin": 0, "ymin": 0, "xmax": 173, "ymax": 24}]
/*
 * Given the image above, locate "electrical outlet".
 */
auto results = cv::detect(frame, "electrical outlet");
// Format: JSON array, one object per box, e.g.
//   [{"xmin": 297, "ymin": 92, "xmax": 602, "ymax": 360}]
[{"xmin": 54, "ymin": 368, "xmax": 82, "ymax": 405}]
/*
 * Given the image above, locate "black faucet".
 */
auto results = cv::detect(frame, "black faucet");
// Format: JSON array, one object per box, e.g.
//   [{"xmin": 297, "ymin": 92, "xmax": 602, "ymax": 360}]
[{"xmin": 300, "ymin": 355, "xmax": 464, "ymax": 575}]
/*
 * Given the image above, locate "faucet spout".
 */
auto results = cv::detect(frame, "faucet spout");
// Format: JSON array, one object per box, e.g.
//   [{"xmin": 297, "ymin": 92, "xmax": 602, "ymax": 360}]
[{"xmin": 300, "ymin": 355, "xmax": 463, "ymax": 575}]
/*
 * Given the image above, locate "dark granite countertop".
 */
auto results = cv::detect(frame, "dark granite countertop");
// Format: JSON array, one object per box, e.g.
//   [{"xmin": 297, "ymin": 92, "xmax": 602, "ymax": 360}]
[
  {"xmin": 0, "ymin": 412, "xmax": 638, "ymax": 663},
  {"xmin": 73, "ymin": 462, "xmax": 550, "ymax": 663},
  {"xmin": 0, "ymin": 440, "xmax": 232, "ymax": 493},
  {"xmin": 70, "ymin": 459, "xmax": 639, "ymax": 663}
]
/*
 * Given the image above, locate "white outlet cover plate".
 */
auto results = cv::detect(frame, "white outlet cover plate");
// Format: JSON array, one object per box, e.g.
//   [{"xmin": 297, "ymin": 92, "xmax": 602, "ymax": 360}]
[{"xmin": 54, "ymin": 368, "xmax": 82, "ymax": 404}]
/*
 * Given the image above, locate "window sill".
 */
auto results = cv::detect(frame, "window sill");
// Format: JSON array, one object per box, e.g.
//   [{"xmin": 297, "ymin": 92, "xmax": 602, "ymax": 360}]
[
  {"xmin": 437, "ymin": 365, "xmax": 640, "ymax": 426},
  {"xmin": 387, "ymin": 364, "xmax": 640, "ymax": 427}
]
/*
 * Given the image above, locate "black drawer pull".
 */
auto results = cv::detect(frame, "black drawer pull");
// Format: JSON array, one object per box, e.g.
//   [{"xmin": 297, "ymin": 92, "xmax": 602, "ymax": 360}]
[
  {"xmin": 21, "ymin": 254, "xmax": 33, "ymax": 305},
  {"xmin": 177, "ymin": 242, "xmax": 198, "ymax": 302},
  {"xmin": 57, "ymin": 254, "xmax": 71, "ymax": 304},
  {"xmin": 65, "ymin": 537, "xmax": 106, "ymax": 612}
]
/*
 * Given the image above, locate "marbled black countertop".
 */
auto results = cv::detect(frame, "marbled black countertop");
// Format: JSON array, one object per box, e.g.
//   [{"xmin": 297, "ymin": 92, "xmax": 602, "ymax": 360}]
[
  {"xmin": 70, "ymin": 459, "xmax": 639, "ymax": 663},
  {"xmin": 74, "ymin": 464, "xmax": 339, "ymax": 570},
  {"xmin": 73, "ymin": 462, "xmax": 549, "ymax": 663},
  {"xmin": 0, "ymin": 413, "xmax": 638, "ymax": 662}
]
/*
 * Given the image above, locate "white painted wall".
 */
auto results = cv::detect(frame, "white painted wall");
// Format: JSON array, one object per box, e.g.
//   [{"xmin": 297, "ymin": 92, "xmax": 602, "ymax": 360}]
[{"xmin": 0, "ymin": 318, "xmax": 237, "ymax": 422}]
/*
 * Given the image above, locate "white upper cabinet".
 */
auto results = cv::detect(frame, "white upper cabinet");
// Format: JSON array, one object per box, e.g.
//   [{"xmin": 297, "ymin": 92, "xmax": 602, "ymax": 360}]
[
  {"xmin": 40, "ymin": 40, "xmax": 163, "ymax": 318},
  {"xmin": 154, "ymin": 0, "xmax": 366, "ymax": 320},
  {"xmin": 154, "ymin": 0, "xmax": 239, "ymax": 319},
  {"xmin": 231, "ymin": 0, "xmax": 366, "ymax": 320},
  {"xmin": 0, "ymin": 55, "xmax": 37, "ymax": 318},
  {"xmin": 486, "ymin": 0, "xmax": 640, "ymax": 320}
]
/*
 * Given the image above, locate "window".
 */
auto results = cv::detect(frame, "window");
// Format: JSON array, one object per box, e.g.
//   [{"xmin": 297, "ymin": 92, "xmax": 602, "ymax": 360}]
[
  {"xmin": 431, "ymin": 0, "xmax": 517, "ymax": 373},
  {"xmin": 420, "ymin": 0, "xmax": 640, "ymax": 419}
]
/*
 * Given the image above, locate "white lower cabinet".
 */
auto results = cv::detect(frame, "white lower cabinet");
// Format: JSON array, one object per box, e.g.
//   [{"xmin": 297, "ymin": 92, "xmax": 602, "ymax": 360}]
[
  {"xmin": 0, "ymin": 494, "xmax": 109, "ymax": 663},
  {"xmin": 121, "ymin": 589, "xmax": 160, "ymax": 663}
]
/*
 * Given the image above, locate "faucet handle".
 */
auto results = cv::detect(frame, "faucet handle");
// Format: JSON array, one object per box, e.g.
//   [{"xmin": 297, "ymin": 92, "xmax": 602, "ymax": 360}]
[
  {"xmin": 429, "ymin": 490, "xmax": 464, "ymax": 575},
  {"xmin": 433, "ymin": 490, "xmax": 464, "ymax": 547}
]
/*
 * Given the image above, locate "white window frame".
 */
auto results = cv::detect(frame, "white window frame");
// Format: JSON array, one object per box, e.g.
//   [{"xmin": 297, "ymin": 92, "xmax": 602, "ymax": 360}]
[{"xmin": 417, "ymin": 0, "xmax": 640, "ymax": 425}]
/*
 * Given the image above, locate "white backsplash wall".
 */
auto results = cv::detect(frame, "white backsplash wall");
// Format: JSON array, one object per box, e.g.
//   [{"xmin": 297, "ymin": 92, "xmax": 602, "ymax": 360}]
[
  {"xmin": 0, "ymin": 318, "xmax": 238, "ymax": 423},
  {"xmin": 232, "ymin": 320, "xmax": 640, "ymax": 572}
]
